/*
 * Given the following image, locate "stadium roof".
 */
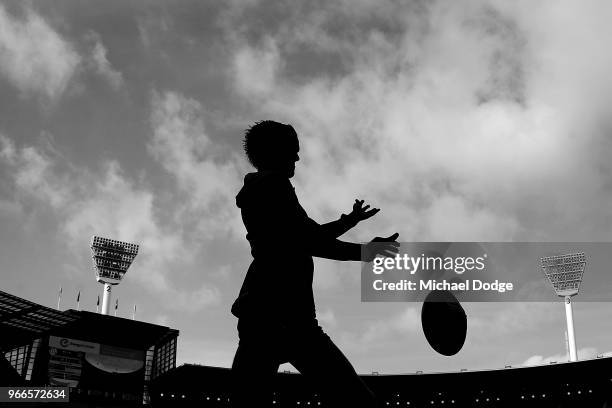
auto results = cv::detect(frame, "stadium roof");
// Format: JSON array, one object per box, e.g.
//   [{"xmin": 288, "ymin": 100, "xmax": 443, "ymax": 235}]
[
  {"xmin": 0, "ymin": 290, "xmax": 78, "ymax": 351},
  {"xmin": 0, "ymin": 290, "xmax": 178, "ymax": 352},
  {"xmin": 56, "ymin": 310, "xmax": 178, "ymax": 350}
]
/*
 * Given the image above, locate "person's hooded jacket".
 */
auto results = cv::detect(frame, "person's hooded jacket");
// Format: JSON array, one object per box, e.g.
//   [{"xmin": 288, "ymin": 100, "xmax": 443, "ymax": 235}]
[{"xmin": 231, "ymin": 171, "xmax": 361, "ymax": 324}]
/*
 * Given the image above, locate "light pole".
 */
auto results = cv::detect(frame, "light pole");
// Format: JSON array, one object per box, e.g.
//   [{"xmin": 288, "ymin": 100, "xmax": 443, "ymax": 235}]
[
  {"xmin": 540, "ymin": 253, "xmax": 586, "ymax": 362},
  {"xmin": 91, "ymin": 236, "xmax": 139, "ymax": 316}
]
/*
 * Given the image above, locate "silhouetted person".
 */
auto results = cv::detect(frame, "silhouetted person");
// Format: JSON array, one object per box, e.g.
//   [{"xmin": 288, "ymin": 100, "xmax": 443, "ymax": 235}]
[{"xmin": 231, "ymin": 120, "xmax": 399, "ymax": 408}]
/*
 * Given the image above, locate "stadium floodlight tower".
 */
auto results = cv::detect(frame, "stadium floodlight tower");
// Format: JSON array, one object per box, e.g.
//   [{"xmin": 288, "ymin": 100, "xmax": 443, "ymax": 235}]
[
  {"xmin": 91, "ymin": 236, "xmax": 139, "ymax": 315},
  {"xmin": 540, "ymin": 252, "xmax": 586, "ymax": 362}
]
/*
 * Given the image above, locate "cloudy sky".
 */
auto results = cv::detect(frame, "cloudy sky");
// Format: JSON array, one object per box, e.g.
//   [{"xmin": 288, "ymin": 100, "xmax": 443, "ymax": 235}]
[{"xmin": 1, "ymin": 0, "xmax": 612, "ymax": 374}]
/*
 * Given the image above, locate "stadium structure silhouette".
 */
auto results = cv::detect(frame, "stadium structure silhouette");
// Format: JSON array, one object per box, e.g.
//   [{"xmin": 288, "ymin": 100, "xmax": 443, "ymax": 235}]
[{"xmin": 1, "ymin": 289, "xmax": 611, "ymax": 407}]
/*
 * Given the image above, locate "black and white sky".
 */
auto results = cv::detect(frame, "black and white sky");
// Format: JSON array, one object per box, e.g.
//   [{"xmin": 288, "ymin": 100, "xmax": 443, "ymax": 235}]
[{"xmin": 1, "ymin": 0, "xmax": 612, "ymax": 373}]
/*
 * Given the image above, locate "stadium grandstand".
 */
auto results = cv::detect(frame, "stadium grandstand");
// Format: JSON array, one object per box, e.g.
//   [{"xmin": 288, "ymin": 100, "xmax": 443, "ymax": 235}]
[
  {"xmin": 0, "ymin": 289, "xmax": 178, "ymax": 406},
  {"xmin": 149, "ymin": 358, "xmax": 612, "ymax": 408}
]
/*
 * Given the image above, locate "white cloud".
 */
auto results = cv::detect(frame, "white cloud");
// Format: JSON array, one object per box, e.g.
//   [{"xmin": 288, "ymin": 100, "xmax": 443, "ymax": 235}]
[
  {"xmin": 0, "ymin": 134, "xmax": 73, "ymax": 207},
  {"xmin": 521, "ymin": 347, "xmax": 611, "ymax": 366},
  {"xmin": 85, "ymin": 31, "xmax": 124, "ymax": 90},
  {"xmin": 0, "ymin": 135, "xmax": 221, "ymax": 312},
  {"xmin": 0, "ymin": 134, "xmax": 16, "ymax": 159},
  {"xmin": 0, "ymin": 88, "xmax": 249, "ymax": 313},
  {"xmin": 312, "ymin": 257, "xmax": 359, "ymax": 290},
  {"xmin": 232, "ymin": 37, "xmax": 281, "ymax": 97},
  {"xmin": 0, "ymin": 4, "xmax": 80, "ymax": 100},
  {"xmin": 0, "ymin": 6, "xmax": 126, "ymax": 101},
  {"xmin": 469, "ymin": 303, "xmax": 560, "ymax": 338},
  {"xmin": 164, "ymin": 284, "xmax": 221, "ymax": 313},
  {"xmin": 341, "ymin": 306, "xmax": 420, "ymax": 353},
  {"xmin": 136, "ymin": 14, "xmax": 171, "ymax": 50},
  {"xmin": 225, "ymin": 0, "xmax": 612, "ymax": 243},
  {"xmin": 148, "ymin": 90, "xmax": 244, "ymax": 238},
  {"xmin": 317, "ymin": 308, "xmax": 338, "ymax": 329}
]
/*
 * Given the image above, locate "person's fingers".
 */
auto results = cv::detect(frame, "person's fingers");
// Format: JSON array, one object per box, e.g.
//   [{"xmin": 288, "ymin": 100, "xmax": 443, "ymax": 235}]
[
  {"xmin": 362, "ymin": 205, "xmax": 370, "ymax": 211},
  {"xmin": 364, "ymin": 208, "xmax": 379, "ymax": 216},
  {"xmin": 371, "ymin": 233, "xmax": 400, "ymax": 243},
  {"xmin": 386, "ymin": 232, "xmax": 399, "ymax": 241}
]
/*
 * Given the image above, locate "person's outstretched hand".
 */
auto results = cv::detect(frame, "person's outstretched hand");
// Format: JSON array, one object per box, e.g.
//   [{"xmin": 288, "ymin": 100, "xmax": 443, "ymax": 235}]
[
  {"xmin": 348, "ymin": 199, "xmax": 380, "ymax": 224},
  {"xmin": 363, "ymin": 232, "xmax": 400, "ymax": 262}
]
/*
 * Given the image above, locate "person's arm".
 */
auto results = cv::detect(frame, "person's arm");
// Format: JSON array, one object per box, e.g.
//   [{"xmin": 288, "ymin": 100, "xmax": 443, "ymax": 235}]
[
  {"xmin": 319, "ymin": 199, "xmax": 380, "ymax": 238},
  {"xmin": 307, "ymin": 217, "xmax": 400, "ymax": 261},
  {"xmin": 318, "ymin": 214, "xmax": 359, "ymax": 238},
  {"xmin": 305, "ymin": 218, "xmax": 400, "ymax": 262},
  {"xmin": 249, "ymin": 176, "xmax": 395, "ymax": 261},
  {"xmin": 305, "ymin": 217, "xmax": 363, "ymax": 261}
]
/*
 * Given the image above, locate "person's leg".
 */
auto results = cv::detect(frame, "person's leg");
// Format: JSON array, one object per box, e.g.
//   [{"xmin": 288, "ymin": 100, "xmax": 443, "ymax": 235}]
[
  {"xmin": 288, "ymin": 325, "xmax": 378, "ymax": 408},
  {"xmin": 231, "ymin": 320, "xmax": 281, "ymax": 407}
]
